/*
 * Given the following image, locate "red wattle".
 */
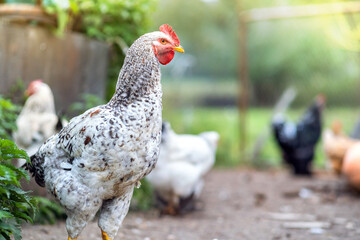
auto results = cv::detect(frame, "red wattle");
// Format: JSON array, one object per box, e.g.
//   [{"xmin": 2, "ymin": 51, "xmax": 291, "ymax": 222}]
[{"xmin": 157, "ymin": 50, "xmax": 175, "ymax": 65}]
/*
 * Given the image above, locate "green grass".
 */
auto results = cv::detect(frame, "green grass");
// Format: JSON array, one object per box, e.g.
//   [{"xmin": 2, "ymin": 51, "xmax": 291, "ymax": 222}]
[
  {"xmin": 162, "ymin": 78, "xmax": 238, "ymax": 108},
  {"xmin": 162, "ymin": 106, "xmax": 360, "ymax": 169}
]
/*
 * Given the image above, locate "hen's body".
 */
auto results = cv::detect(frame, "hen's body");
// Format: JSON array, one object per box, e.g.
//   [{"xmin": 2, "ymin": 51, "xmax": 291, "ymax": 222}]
[
  {"xmin": 272, "ymin": 96, "xmax": 324, "ymax": 175},
  {"xmin": 27, "ymin": 28, "xmax": 183, "ymax": 239},
  {"xmin": 323, "ymin": 122, "xmax": 357, "ymax": 175},
  {"xmin": 146, "ymin": 122, "xmax": 219, "ymax": 215},
  {"xmin": 13, "ymin": 81, "xmax": 59, "ymax": 160}
]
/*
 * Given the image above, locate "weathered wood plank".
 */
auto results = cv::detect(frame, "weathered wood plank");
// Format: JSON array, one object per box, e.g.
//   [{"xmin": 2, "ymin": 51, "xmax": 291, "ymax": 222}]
[
  {"xmin": 23, "ymin": 26, "xmax": 49, "ymax": 83},
  {"xmin": 0, "ymin": 22, "xmax": 7, "ymax": 87},
  {"xmin": 0, "ymin": 23, "xmax": 109, "ymax": 112},
  {"xmin": 4, "ymin": 24, "xmax": 27, "ymax": 90},
  {"xmin": 83, "ymin": 38, "xmax": 108, "ymax": 98}
]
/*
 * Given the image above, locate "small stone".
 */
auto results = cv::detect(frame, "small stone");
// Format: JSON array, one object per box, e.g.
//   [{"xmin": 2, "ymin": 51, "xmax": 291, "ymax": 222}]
[
  {"xmin": 346, "ymin": 222, "xmax": 355, "ymax": 230},
  {"xmin": 299, "ymin": 188, "xmax": 313, "ymax": 199},
  {"xmin": 333, "ymin": 218, "xmax": 347, "ymax": 225},
  {"xmin": 167, "ymin": 234, "xmax": 176, "ymax": 240},
  {"xmin": 310, "ymin": 228, "xmax": 325, "ymax": 234},
  {"xmin": 135, "ymin": 217, "xmax": 143, "ymax": 225},
  {"xmin": 131, "ymin": 228, "xmax": 141, "ymax": 235}
]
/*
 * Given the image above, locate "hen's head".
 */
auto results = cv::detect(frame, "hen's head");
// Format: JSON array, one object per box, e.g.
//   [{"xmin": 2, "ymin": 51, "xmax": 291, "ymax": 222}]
[
  {"xmin": 150, "ymin": 24, "xmax": 184, "ymax": 65},
  {"xmin": 25, "ymin": 79, "xmax": 44, "ymax": 96},
  {"xmin": 316, "ymin": 94, "xmax": 326, "ymax": 109}
]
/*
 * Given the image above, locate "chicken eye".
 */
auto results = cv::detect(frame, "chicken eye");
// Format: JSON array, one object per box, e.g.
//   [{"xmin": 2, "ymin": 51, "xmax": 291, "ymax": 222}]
[{"xmin": 160, "ymin": 39, "xmax": 167, "ymax": 44}]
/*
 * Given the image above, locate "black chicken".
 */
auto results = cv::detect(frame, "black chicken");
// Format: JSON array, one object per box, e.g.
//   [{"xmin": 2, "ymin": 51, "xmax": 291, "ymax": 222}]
[{"xmin": 272, "ymin": 95, "xmax": 325, "ymax": 175}]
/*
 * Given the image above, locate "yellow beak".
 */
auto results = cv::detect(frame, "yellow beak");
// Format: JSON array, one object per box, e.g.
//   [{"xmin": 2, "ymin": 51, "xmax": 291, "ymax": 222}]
[{"xmin": 173, "ymin": 45, "xmax": 185, "ymax": 53}]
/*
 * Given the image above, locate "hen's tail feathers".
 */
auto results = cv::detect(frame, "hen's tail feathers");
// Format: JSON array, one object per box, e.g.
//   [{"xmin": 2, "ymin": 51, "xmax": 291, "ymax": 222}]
[
  {"xmin": 199, "ymin": 131, "xmax": 220, "ymax": 151},
  {"xmin": 56, "ymin": 111, "xmax": 68, "ymax": 132},
  {"xmin": 24, "ymin": 154, "xmax": 45, "ymax": 187}
]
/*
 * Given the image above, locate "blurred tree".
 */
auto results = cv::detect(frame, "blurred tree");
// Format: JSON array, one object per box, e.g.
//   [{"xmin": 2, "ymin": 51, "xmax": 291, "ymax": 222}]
[
  {"xmin": 153, "ymin": 0, "xmax": 238, "ymax": 78},
  {"xmin": 153, "ymin": 0, "xmax": 360, "ymax": 105},
  {"xmin": 248, "ymin": 18, "xmax": 360, "ymax": 105}
]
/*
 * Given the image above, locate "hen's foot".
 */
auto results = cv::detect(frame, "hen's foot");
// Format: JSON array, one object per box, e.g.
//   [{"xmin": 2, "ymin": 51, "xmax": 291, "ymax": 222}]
[
  {"xmin": 163, "ymin": 205, "xmax": 178, "ymax": 216},
  {"xmin": 101, "ymin": 230, "xmax": 112, "ymax": 240},
  {"xmin": 68, "ymin": 237, "xmax": 77, "ymax": 240}
]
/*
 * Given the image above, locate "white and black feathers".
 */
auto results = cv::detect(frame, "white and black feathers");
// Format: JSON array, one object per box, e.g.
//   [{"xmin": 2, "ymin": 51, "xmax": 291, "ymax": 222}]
[{"xmin": 27, "ymin": 25, "xmax": 183, "ymax": 240}]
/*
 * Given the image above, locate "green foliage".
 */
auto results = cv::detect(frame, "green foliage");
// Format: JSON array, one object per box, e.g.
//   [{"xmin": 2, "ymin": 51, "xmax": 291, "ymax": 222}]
[
  {"xmin": 42, "ymin": 0, "xmax": 79, "ymax": 36},
  {"xmin": 69, "ymin": 93, "xmax": 106, "ymax": 115},
  {"xmin": 248, "ymin": 18, "xmax": 360, "ymax": 105},
  {"xmin": 0, "ymin": 96, "xmax": 20, "ymax": 140},
  {"xmin": 0, "ymin": 138, "xmax": 35, "ymax": 240},
  {"xmin": 74, "ymin": 0, "xmax": 157, "ymax": 44},
  {"xmin": 131, "ymin": 179, "xmax": 154, "ymax": 211},
  {"xmin": 31, "ymin": 197, "xmax": 66, "ymax": 224},
  {"xmin": 154, "ymin": 0, "xmax": 238, "ymax": 78},
  {"xmin": 5, "ymin": 79, "xmax": 26, "ymax": 105}
]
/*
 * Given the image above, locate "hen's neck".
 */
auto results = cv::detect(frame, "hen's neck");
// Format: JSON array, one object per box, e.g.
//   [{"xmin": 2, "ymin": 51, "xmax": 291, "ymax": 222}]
[{"xmin": 108, "ymin": 41, "xmax": 161, "ymax": 107}]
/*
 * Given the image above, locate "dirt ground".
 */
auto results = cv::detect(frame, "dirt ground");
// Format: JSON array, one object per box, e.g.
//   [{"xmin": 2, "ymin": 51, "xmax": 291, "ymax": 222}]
[{"xmin": 22, "ymin": 169, "xmax": 360, "ymax": 240}]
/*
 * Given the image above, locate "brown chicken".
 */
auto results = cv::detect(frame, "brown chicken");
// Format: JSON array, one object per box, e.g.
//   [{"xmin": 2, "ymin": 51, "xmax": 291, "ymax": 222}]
[
  {"xmin": 343, "ymin": 143, "xmax": 360, "ymax": 190},
  {"xmin": 323, "ymin": 120, "xmax": 357, "ymax": 175}
]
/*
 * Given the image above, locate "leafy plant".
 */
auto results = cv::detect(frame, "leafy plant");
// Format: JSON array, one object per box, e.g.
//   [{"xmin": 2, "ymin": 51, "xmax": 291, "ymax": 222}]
[
  {"xmin": 0, "ymin": 96, "xmax": 20, "ymax": 140},
  {"xmin": 131, "ymin": 179, "xmax": 154, "ymax": 211},
  {"xmin": 31, "ymin": 197, "xmax": 66, "ymax": 224},
  {"xmin": 69, "ymin": 93, "xmax": 106, "ymax": 115},
  {"xmin": 42, "ymin": 0, "xmax": 79, "ymax": 36},
  {"xmin": 0, "ymin": 138, "xmax": 36, "ymax": 240}
]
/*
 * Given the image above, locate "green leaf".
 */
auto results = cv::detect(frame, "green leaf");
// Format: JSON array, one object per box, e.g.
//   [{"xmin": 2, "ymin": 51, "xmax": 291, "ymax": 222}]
[
  {"xmin": 0, "ymin": 211, "xmax": 14, "ymax": 220},
  {"xmin": 0, "ymin": 139, "xmax": 36, "ymax": 240},
  {"xmin": 0, "ymin": 185, "xmax": 10, "ymax": 198},
  {"xmin": 0, "ymin": 165, "xmax": 18, "ymax": 185},
  {"xmin": 12, "ymin": 211, "xmax": 33, "ymax": 223}
]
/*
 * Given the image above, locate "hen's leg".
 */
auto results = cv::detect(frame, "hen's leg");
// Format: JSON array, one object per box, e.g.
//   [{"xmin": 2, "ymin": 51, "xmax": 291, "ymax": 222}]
[
  {"xmin": 98, "ymin": 184, "xmax": 135, "ymax": 240},
  {"xmin": 49, "ymin": 170, "xmax": 103, "ymax": 239}
]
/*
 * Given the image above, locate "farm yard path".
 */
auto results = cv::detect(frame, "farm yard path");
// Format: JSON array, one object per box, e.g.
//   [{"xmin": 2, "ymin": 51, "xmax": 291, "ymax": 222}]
[{"xmin": 22, "ymin": 169, "xmax": 360, "ymax": 240}]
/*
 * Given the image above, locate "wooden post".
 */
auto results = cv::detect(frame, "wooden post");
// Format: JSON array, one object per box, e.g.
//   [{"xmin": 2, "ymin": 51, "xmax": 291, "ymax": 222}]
[{"xmin": 238, "ymin": 13, "xmax": 249, "ymax": 161}]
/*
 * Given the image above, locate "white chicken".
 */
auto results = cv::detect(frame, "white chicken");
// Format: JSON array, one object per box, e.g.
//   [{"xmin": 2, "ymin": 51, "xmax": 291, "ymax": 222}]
[
  {"xmin": 146, "ymin": 122, "xmax": 219, "ymax": 215},
  {"xmin": 13, "ymin": 80, "xmax": 64, "ymax": 164}
]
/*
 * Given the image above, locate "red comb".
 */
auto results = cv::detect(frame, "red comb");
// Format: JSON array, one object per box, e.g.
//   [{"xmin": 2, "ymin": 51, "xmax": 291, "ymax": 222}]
[{"xmin": 159, "ymin": 24, "xmax": 180, "ymax": 46}]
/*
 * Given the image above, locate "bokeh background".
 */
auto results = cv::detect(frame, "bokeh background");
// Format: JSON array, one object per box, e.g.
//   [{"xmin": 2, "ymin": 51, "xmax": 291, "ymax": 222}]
[
  {"xmin": 154, "ymin": 0, "xmax": 360, "ymax": 169},
  {"xmin": 1, "ymin": 0, "xmax": 359, "ymax": 170},
  {"xmin": 1, "ymin": 0, "xmax": 360, "ymax": 230}
]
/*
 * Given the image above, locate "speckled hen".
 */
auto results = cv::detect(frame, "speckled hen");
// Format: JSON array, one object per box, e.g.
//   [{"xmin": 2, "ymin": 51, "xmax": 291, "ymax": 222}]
[{"xmin": 26, "ymin": 24, "xmax": 184, "ymax": 240}]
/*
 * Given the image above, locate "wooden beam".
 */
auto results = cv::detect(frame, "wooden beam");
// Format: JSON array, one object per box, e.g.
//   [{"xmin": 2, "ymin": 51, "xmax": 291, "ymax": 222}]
[
  {"xmin": 238, "ymin": 14, "xmax": 249, "ymax": 160},
  {"xmin": 0, "ymin": 4, "xmax": 55, "ymax": 25},
  {"xmin": 242, "ymin": 1, "xmax": 360, "ymax": 23}
]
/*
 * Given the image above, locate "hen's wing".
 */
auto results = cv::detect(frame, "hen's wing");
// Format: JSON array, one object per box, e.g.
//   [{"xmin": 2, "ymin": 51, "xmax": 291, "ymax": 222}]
[{"xmin": 29, "ymin": 106, "xmax": 124, "ymax": 187}]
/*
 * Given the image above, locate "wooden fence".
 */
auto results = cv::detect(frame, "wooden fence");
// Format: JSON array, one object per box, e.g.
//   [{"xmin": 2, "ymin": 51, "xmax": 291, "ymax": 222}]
[{"xmin": 0, "ymin": 22, "xmax": 109, "ymax": 112}]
